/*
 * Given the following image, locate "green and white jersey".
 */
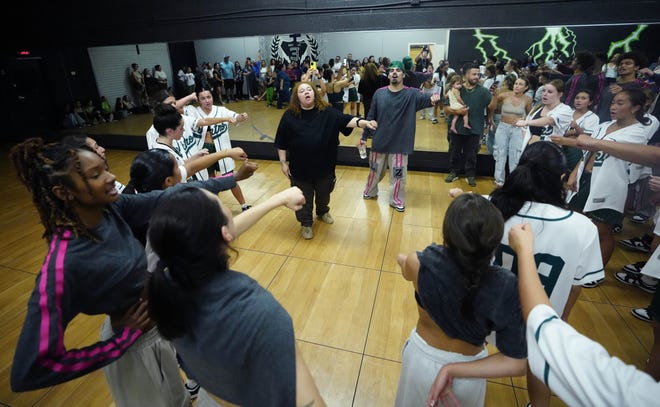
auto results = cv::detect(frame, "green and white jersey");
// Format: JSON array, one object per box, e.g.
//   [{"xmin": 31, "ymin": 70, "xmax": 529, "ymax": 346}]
[
  {"xmin": 193, "ymin": 105, "xmax": 240, "ymax": 175},
  {"xmin": 495, "ymin": 202, "xmax": 604, "ymax": 316},
  {"xmin": 583, "ymin": 121, "xmax": 648, "ymax": 214},
  {"xmin": 642, "ymin": 245, "xmax": 660, "ymax": 280},
  {"xmin": 628, "ymin": 113, "xmax": 659, "ymax": 183}
]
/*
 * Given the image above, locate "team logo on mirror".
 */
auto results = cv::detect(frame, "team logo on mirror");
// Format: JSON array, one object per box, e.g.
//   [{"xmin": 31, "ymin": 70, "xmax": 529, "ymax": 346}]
[{"xmin": 270, "ymin": 34, "xmax": 320, "ymax": 64}]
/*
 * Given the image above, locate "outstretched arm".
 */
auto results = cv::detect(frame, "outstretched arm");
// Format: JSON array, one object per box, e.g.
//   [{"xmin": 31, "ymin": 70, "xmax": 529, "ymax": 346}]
[
  {"xmin": 516, "ymin": 115, "xmax": 555, "ymax": 128},
  {"xmin": 233, "ymin": 187, "xmax": 305, "ymax": 236},
  {"xmin": 348, "ymin": 117, "xmax": 377, "ymax": 130},
  {"xmin": 574, "ymin": 134, "xmax": 660, "ymax": 167},
  {"xmin": 508, "ymin": 223, "xmax": 551, "ymax": 319},
  {"xmin": 197, "ymin": 116, "xmax": 237, "ymax": 127},
  {"xmin": 185, "ymin": 147, "xmax": 247, "ymax": 176}
]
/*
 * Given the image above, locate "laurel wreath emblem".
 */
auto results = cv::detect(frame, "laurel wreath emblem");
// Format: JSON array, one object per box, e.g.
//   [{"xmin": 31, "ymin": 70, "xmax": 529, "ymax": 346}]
[
  {"xmin": 306, "ymin": 35, "xmax": 319, "ymax": 61},
  {"xmin": 270, "ymin": 36, "xmax": 281, "ymax": 60}
]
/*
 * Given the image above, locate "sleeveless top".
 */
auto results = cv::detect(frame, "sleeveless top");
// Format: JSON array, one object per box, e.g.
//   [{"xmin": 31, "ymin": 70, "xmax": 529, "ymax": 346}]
[
  {"xmin": 327, "ymin": 84, "xmax": 344, "ymax": 105},
  {"xmin": 501, "ymin": 98, "xmax": 527, "ymax": 117}
]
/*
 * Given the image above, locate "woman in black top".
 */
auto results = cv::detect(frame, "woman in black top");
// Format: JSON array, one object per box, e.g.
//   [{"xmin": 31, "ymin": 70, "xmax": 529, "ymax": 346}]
[{"xmin": 275, "ymin": 81, "xmax": 376, "ymax": 240}]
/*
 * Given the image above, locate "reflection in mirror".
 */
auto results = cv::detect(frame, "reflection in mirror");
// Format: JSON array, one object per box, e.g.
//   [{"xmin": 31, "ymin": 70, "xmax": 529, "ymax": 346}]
[
  {"xmin": 84, "ymin": 24, "xmax": 657, "ymax": 156},
  {"xmin": 86, "ymin": 29, "xmax": 462, "ymax": 153}
]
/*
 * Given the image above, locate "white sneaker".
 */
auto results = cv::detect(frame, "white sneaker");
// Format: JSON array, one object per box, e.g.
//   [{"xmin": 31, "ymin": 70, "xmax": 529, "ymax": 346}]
[
  {"xmin": 318, "ymin": 213, "xmax": 334, "ymax": 224},
  {"xmin": 632, "ymin": 307, "xmax": 652, "ymax": 323},
  {"xmin": 301, "ymin": 226, "xmax": 313, "ymax": 240}
]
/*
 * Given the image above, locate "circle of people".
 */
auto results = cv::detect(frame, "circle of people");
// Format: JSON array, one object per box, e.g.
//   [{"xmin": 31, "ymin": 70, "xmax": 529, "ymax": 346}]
[{"xmin": 12, "ymin": 48, "xmax": 660, "ymax": 407}]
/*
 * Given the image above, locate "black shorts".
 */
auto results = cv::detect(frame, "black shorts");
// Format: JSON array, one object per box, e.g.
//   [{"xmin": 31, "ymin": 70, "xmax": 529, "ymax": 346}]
[
  {"xmin": 568, "ymin": 171, "xmax": 591, "ymax": 212},
  {"xmin": 223, "ymin": 79, "xmax": 235, "ymax": 90},
  {"xmin": 649, "ymin": 288, "xmax": 660, "ymax": 320},
  {"xmin": 348, "ymin": 87, "xmax": 358, "ymax": 102},
  {"xmin": 586, "ymin": 208, "xmax": 623, "ymax": 227}
]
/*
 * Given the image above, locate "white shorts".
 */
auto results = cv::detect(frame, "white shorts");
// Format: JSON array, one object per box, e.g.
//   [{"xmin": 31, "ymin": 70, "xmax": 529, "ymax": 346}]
[{"xmin": 394, "ymin": 328, "xmax": 488, "ymax": 407}]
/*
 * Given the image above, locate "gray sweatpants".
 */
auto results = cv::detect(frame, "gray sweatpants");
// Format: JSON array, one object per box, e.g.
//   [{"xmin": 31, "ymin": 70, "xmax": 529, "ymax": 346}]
[
  {"xmin": 394, "ymin": 328, "xmax": 488, "ymax": 407},
  {"xmin": 100, "ymin": 317, "xmax": 190, "ymax": 407},
  {"xmin": 363, "ymin": 151, "xmax": 408, "ymax": 208}
]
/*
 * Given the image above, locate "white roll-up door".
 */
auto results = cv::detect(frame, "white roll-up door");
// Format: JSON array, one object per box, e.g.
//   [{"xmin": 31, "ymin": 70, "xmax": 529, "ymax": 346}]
[{"xmin": 88, "ymin": 43, "xmax": 171, "ymax": 106}]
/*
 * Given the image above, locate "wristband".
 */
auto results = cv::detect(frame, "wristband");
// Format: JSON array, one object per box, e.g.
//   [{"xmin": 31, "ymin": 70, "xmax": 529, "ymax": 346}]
[{"xmin": 356, "ymin": 118, "xmax": 363, "ymax": 128}]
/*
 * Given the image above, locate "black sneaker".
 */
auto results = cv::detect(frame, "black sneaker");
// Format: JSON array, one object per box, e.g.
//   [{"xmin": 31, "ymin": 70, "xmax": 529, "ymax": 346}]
[
  {"xmin": 618, "ymin": 234, "xmax": 652, "ymax": 253},
  {"xmin": 445, "ymin": 172, "xmax": 459, "ymax": 183},
  {"xmin": 467, "ymin": 177, "xmax": 477, "ymax": 187},
  {"xmin": 241, "ymin": 204, "xmax": 252, "ymax": 212},
  {"xmin": 614, "ymin": 271, "xmax": 657, "ymax": 293},
  {"xmin": 623, "ymin": 261, "xmax": 647, "ymax": 274},
  {"xmin": 185, "ymin": 381, "xmax": 200, "ymax": 400},
  {"xmin": 582, "ymin": 278, "xmax": 604, "ymax": 288}
]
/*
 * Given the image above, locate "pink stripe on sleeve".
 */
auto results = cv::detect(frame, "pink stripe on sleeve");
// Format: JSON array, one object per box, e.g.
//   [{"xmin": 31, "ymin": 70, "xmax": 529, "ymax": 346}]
[
  {"xmin": 43, "ymin": 328, "xmax": 141, "ymax": 372},
  {"xmin": 37, "ymin": 234, "xmax": 68, "ymax": 358}
]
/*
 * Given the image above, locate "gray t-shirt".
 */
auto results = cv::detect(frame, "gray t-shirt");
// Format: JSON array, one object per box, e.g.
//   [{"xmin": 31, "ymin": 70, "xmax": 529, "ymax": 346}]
[
  {"xmin": 364, "ymin": 86, "xmax": 433, "ymax": 154},
  {"xmin": 172, "ymin": 271, "xmax": 296, "ymax": 406}
]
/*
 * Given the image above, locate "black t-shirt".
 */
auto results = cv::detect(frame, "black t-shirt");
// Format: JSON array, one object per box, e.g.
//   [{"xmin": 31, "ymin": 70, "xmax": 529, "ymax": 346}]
[
  {"xmin": 275, "ymin": 107, "xmax": 353, "ymax": 180},
  {"xmin": 415, "ymin": 57, "xmax": 431, "ymax": 72},
  {"xmin": 529, "ymin": 109, "xmax": 545, "ymax": 136}
]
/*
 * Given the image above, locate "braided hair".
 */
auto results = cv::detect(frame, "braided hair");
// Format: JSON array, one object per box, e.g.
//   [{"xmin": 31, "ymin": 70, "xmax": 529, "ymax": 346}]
[
  {"xmin": 10, "ymin": 137, "xmax": 98, "ymax": 241},
  {"xmin": 443, "ymin": 194, "xmax": 504, "ymax": 317}
]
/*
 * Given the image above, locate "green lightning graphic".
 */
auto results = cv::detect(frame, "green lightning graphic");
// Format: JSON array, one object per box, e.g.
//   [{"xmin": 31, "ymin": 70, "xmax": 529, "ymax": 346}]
[
  {"xmin": 525, "ymin": 27, "xmax": 576, "ymax": 63},
  {"xmin": 473, "ymin": 29, "xmax": 510, "ymax": 62},
  {"xmin": 607, "ymin": 25, "xmax": 648, "ymax": 58}
]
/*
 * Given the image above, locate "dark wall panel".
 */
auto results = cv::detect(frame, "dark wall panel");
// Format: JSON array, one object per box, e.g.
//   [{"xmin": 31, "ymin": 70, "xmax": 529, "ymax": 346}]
[
  {"xmin": 448, "ymin": 24, "xmax": 660, "ymax": 67},
  {"xmin": 6, "ymin": 1, "xmax": 660, "ymax": 50}
]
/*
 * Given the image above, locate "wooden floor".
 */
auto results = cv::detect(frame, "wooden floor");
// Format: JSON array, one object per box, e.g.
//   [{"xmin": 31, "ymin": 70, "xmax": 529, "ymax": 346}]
[
  {"xmin": 82, "ymin": 99, "xmax": 488, "ymax": 154},
  {"xmin": 0, "ymin": 144, "xmax": 654, "ymax": 407}
]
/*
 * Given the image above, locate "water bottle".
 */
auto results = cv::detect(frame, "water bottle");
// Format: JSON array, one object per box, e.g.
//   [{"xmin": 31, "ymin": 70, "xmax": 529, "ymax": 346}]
[{"xmin": 357, "ymin": 143, "xmax": 367, "ymax": 159}]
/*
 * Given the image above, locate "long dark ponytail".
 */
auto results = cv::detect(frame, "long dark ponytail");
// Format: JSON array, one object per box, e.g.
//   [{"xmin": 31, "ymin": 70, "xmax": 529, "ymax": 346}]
[
  {"xmin": 490, "ymin": 142, "xmax": 569, "ymax": 221},
  {"xmin": 147, "ymin": 186, "xmax": 231, "ymax": 339},
  {"xmin": 443, "ymin": 194, "xmax": 504, "ymax": 317}
]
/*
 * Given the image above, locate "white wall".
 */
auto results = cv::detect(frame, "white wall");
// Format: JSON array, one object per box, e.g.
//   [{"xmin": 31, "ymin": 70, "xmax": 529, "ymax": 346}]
[
  {"xmin": 88, "ymin": 43, "xmax": 171, "ymax": 105},
  {"xmin": 195, "ymin": 37, "xmax": 261, "ymax": 65},
  {"xmin": 86, "ymin": 30, "xmax": 450, "ymax": 105},
  {"xmin": 319, "ymin": 29, "xmax": 449, "ymax": 67},
  {"xmin": 194, "ymin": 29, "xmax": 449, "ymax": 68}
]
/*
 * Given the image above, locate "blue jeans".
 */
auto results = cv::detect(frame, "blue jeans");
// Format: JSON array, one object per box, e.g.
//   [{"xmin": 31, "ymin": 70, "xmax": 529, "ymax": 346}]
[{"xmin": 278, "ymin": 87, "xmax": 291, "ymax": 108}]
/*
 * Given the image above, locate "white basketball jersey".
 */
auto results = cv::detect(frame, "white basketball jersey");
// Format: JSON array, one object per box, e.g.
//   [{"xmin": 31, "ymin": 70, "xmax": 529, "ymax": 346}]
[
  {"xmin": 195, "ymin": 105, "xmax": 239, "ymax": 175},
  {"xmin": 495, "ymin": 202, "xmax": 604, "ymax": 316}
]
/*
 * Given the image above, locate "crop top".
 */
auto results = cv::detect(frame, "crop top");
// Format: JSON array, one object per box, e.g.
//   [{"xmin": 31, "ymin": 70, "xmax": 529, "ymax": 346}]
[
  {"xmin": 415, "ymin": 244, "xmax": 527, "ymax": 358},
  {"xmin": 501, "ymin": 98, "xmax": 527, "ymax": 117}
]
